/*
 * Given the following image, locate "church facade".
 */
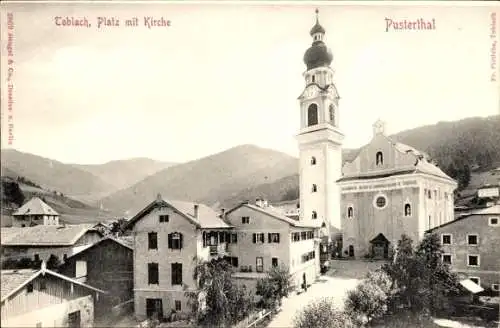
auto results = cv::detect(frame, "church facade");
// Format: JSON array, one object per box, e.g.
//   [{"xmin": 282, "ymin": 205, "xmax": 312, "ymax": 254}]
[{"xmin": 337, "ymin": 120, "xmax": 457, "ymax": 259}]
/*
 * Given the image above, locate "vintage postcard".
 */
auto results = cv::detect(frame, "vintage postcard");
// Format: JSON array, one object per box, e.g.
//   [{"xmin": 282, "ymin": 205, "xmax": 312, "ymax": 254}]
[{"xmin": 0, "ymin": 1, "xmax": 499, "ymax": 327}]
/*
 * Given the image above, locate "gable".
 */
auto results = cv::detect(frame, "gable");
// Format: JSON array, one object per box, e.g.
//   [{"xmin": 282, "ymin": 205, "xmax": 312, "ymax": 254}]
[
  {"xmin": 342, "ymin": 135, "xmax": 418, "ymax": 176},
  {"xmin": 225, "ymin": 206, "xmax": 290, "ymax": 231}
]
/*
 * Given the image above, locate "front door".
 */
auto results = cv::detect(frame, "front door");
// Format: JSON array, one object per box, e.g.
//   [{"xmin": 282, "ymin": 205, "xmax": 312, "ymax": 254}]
[
  {"xmin": 146, "ymin": 298, "xmax": 163, "ymax": 320},
  {"xmin": 373, "ymin": 243, "xmax": 385, "ymax": 259}
]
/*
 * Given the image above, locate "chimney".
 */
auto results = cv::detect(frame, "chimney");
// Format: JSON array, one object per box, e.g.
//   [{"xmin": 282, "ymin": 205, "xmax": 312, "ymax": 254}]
[
  {"xmin": 194, "ymin": 204, "xmax": 199, "ymax": 218},
  {"xmin": 220, "ymin": 208, "xmax": 225, "ymax": 218},
  {"xmin": 156, "ymin": 193, "xmax": 162, "ymax": 201},
  {"xmin": 255, "ymin": 198, "xmax": 263, "ymax": 208}
]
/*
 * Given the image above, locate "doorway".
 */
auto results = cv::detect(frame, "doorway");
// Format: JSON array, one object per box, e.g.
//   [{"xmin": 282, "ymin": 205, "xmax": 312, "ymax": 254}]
[
  {"xmin": 302, "ymin": 272, "xmax": 307, "ymax": 291},
  {"xmin": 146, "ymin": 298, "xmax": 163, "ymax": 320},
  {"xmin": 370, "ymin": 233, "xmax": 390, "ymax": 259},
  {"xmin": 348, "ymin": 245, "xmax": 355, "ymax": 257},
  {"xmin": 68, "ymin": 310, "xmax": 81, "ymax": 328}
]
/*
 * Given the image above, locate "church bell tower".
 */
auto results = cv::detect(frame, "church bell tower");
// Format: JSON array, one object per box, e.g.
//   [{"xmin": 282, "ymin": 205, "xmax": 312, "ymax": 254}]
[{"xmin": 296, "ymin": 9, "xmax": 344, "ymax": 243}]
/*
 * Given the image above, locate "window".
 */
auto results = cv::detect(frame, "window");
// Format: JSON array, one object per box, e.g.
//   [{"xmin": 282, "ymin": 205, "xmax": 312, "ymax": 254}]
[
  {"xmin": 469, "ymin": 277, "xmax": 480, "ymax": 286},
  {"xmin": 75, "ymin": 261, "xmax": 87, "ymax": 282},
  {"xmin": 36, "ymin": 322, "xmax": 42, "ymax": 328},
  {"xmin": 375, "ymin": 151, "xmax": 383, "ymax": 166},
  {"xmin": 272, "ymin": 257, "xmax": 278, "ymax": 267},
  {"xmin": 253, "ymin": 233, "xmax": 265, "ymax": 243},
  {"xmin": 34, "ymin": 254, "xmax": 40, "ymax": 262},
  {"xmin": 171, "ymin": 263, "xmax": 182, "ymax": 285},
  {"xmin": 492, "ymin": 284, "xmax": 499, "ymax": 291},
  {"xmin": 175, "ymin": 300, "xmax": 182, "ymax": 312},
  {"xmin": 68, "ymin": 311, "xmax": 81, "ymax": 328},
  {"xmin": 168, "ymin": 233, "xmax": 183, "ymax": 250},
  {"xmin": 404, "ymin": 203, "xmax": 412, "ymax": 217},
  {"xmin": 307, "ymin": 104, "xmax": 318, "ymax": 126},
  {"xmin": 374, "ymin": 195, "xmax": 387, "ymax": 209},
  {"xmin": 159, "ymin": 215, "xmax": 169, "ymax": 223},
  {"xmin": 148, "ymin": 232, "xmax": 158, "ymax": 250},
  {"xmin": 301, "ymin": 231, "xmax": 307, "ymax": 240},
  {"xmin": 312, "ymin": 184, "xmax": 317, "ymax": 192},
  {"xmin": 441, "ymin": 234, "xmax": 452, "ymax": 245},
  {"xmin": 329, "ymin": 104, "xmax": 335, "ymax": 125},
  {"xmin": 310, "ymin": 157, "xmax": 316, "ymax": 165},
  {"xmin": 256, "ymin": 257, "xmax": 263, "ymax": 273},
  {"xmin": 268, "ymin": 233, "xmax": 280, "ymax": 243},
  {"xmin": 428, "ymin": 190, "xmax": 432, "ymax": 199},
  {"xmin": 468, "ymin": 255, "xmax": 479, "ymax": 267},
  {"xmin": 489, "ymin": 217, "xmax": 499, "ymax": 226},
  {"xmin": 242, "ymin": 216, "xmax": 250, "ymax": 224},
  {"xmin": 231, "ymin": 257, "xmax": 238, "ymax": 267},
  {"xmin": 231, "ymin": 233, "xmax": 238, "ymax": 244},
  {"xmin": 467, "ymin": 234, "xmax": 478, "ymax": 245},
  {"xmin": 347, "ymin": 206, "xmax": 353, "ymax": 218},
  {"xmin": 148, "ymin": 263, "xmax": 159, "ymax": 284},
  {"xmin": 27, "ymin": 283, "xmax": 34, "ymax": 293},
  {"xmin": 312, "ymin": 75, "xmax": 315, "ymax": 83},
  {"xmin": 39, "ymin": 280, "xmax": 47, "ymax": 290},
  {"xmin": 312, "ymin": 211, "xmax": 317, "ymax": 219},
  {"xmin": 442, "ymin": 254, "xmax": 452, "ymax": 264}
]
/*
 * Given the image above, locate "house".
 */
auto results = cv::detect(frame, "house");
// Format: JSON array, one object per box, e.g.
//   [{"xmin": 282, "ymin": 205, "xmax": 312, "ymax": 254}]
[
  {"xmin": 1, "ymin": 262, "xmax": 106, "ymax": 327},
  {"xmin": 12, "ymin": 197, "xmax": 60, "ymax": 227},
  {"xmin": 1, "ymin": 224, "xmax": 103, "ymax": 265},
  {"xmin": 427, "ymin": 205, "xmax": 500, "ymax": 292},
  {"xmin": 270, "ymin": 199, "xmax": 301, "ymax": 220},
  {"xmin": 336, "ymin": 120, "xmax": 457, "ymax": 259},
  {"xmin": 58, "ymin": 236, "xmax": 134, "ymax": 317},
  {"xmin": 224, "ymin": 199, "xmax": 321, "ymax": 292},
  {"xmin": 124, "ymin": 194, "xmax": 233, "ymax": 321}
]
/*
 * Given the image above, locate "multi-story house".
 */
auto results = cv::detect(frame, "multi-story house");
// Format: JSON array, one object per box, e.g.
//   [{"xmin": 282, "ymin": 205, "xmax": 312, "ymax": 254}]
[
  {"xmin": 124, "ymin": 195, "xmax": 233, "ymax": 321},
  {"xmin": 224, "ymin": 199, "xmax": 321, "ymax": 291},
  {"xmin": 427, "ymin": 205, "xmax": 500, "ymax": 292},
  {"xmin": 12, "ymin": 197, "xmax": 60, "ymax": 227}
]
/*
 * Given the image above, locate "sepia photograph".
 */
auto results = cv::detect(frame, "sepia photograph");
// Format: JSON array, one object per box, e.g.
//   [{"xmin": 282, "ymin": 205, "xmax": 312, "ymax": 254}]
[{"xmin": 1, "ymin": 1, "xmax": 499, "ymax": 327}]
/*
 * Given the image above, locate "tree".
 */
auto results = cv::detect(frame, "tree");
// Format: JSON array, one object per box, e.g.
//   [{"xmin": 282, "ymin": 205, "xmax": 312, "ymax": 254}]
[
  {"xmin": 256, "ymin": 263, "xmax": 293, "ymax": 309},
  {"xmin": 344, "ymin": 277, "xmax": 390, "ymax": 325},
  {"xmin": 46, "ymin": 254, "xmax": 62, "ymax": 269},
  {"xmin": 293, "ymin": 297, "xmax": 354, "ymax": 328},
  {"xmin": 186, "ymin": 257, "xmax": 253, "ymax": 327},
  {"xmin": 415, "ymin": 233, "xmax": 460, "ymax": 315},
  {"xmin": 2, "ymin": 179, "xmax": 25, "ymax": 207}
]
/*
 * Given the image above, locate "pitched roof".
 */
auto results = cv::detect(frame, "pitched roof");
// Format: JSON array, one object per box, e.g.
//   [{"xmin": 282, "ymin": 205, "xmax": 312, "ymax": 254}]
[
  {"xmin": 65, "ymin": 236, "xmax": 133, "ymax": 260},
  {"xmin": 1, "ymin": 224, "xmax": 101, "ymax": 246},
  {"xmin": 426, "ymin": 205, "xmax": 500, "ymax": 232},
  {"xmin": 225, "ymin": 203, "xmax": 321, "ymax": 229},
  {"xmin": 13, "ymin": 197, "xmax": 59, "ymax": 216},
  {"xmin": 125, "ymin": 198, "xmax": 232, "ymax": 230},
  {"xmin": 1, "ymin": 267, "xmax": 106, "ymax": 303},
  {"xmin": 1, "ymin": 227, "xmax": 23, "ymax": 243}
]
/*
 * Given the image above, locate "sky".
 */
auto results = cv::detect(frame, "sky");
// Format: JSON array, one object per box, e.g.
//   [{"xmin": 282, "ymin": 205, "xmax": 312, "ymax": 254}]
[{"xmin": 1, "ymin": 2, "xmax": 499, "ymax": 164}]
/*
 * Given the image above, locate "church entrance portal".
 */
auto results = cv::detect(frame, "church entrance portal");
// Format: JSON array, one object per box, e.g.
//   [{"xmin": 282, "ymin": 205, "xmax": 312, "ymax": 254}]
[{"xmin": 370, "ymin": 233, "xmax": 389, "ymax": 259}]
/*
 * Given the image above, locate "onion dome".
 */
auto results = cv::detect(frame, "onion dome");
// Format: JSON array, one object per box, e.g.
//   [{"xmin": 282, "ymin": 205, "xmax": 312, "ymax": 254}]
[{"xmin": 303, "ymin": 9, "xmax": 333, "ymax": 71}]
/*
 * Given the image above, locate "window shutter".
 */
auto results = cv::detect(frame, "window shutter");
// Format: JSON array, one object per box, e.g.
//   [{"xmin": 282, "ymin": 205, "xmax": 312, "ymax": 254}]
[
  {"xmin": 202, "ymin": 232, "xmax": 206, "ymax": 247},
  {"xmin": 253, "ymin": 233, "xmax": 256, "ymax": 243},
  {"xmin": 168, "ymin": 233, "xmax": 172, "ymax": 249},
  {"xmin": 179, "ymin": 234, "xmax": 183, "ymax": 249},
  {"xmin": 261, "ymin": 233, "xmax": 265, "ymax": 243},
  {"xmin": 277, "ymin": 234, "xmax": 280, "ymax": 243},
  {"xmin": 268, "ymin": 233, "xmax": 271, "ymax": 243}
]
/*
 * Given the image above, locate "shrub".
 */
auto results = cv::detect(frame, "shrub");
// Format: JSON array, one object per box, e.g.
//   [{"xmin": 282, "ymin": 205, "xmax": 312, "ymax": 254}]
[
  {"xmin": 256, "ymin": 264, "xmax": 293, "ymax": 309},
  {"xmin": 293, "ymin": 297, "xmax": 354, "ymax": 328},
  {"xmin": 345, "ymin": 279, "xmax": 389, "ymax": 325}
]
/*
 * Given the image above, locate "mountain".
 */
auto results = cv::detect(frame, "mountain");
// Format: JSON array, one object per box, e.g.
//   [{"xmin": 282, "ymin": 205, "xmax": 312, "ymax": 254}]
[
  {"xmin": 221, "ymin": 115, "xmax": 500, "ymax": 208},
  {"xmin": 1, "ymin": 149, "xmax": 112, "ymax": 196},
  {"xmin": 73, "ymin": 158, "xmax": 177, "ymax": 192},
  {"xmin": 99, "ymin": 145, "xmax": 299, "ymax": 215}
]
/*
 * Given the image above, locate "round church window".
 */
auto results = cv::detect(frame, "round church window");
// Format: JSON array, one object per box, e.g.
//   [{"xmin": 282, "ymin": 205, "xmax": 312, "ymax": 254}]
[{"xmin": 373, "ymin": 194, "xmax": 388, "ymax": 209}]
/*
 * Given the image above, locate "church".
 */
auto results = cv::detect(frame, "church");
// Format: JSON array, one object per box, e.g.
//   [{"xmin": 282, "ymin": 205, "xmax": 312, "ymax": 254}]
[{"xmin": 295, "ymin": 10, "xmax": 457, "ymax": 260}]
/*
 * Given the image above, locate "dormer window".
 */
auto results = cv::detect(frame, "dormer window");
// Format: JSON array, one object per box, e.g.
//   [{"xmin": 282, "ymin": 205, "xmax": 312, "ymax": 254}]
[
  {"xmin": 311, "ymin": 157, "xmax": 316, "ymax": 165},
  {"xmin": 312, "ymin": 184, "xmax": 317, "ymax": 192},
  {"xmin": 376, "ymin": 152, "xmax": 383, "ymax": 166}
]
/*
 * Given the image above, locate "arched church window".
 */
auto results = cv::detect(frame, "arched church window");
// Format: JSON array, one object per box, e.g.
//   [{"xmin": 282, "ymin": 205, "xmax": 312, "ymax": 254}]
[
  {"xmin": 307, "ymin": 104, "xmax": 318, "ymax": 126},
  {"xmin": 312, "ymin": 75, "xmax": 315, "ymax": 83},
  {"xmin": 311, "ymin": 157, "xmax": 316, "ymax": 165},
  {"xmin": 329, "ymin": 104, "xmax": 335, "ymax": 125},
  {"xmin": 312, "ymin": 211, "xmax": 318, "ymax": 219},
  {"xmin": 347, "ymin": 206, "xmax": 353, "ymax": 218},
  {"xmin": 376, "ymin": 151, "xmax": 384, "ymax": 166},
  {"xmin": 312, "ymin": 184, "xmax": 317, "ymax": 193},
  {"xmin": 404, "ymin": 203, "xmax": 412, "ymax": 217},
  {"xmin": 321, "ymin": 222, "xmax": 326, "ymax": 228}
]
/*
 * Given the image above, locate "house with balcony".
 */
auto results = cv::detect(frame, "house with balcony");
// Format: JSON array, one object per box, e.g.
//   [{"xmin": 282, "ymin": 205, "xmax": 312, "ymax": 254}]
[
  {"xmin": 12, "ymin": 197, "xmax": 60, "ymax": 227},
  {"xmin": 123, "ymin": 194, "xmax": 233, "ymax": 321},
  {"xmin": 427, "ymin": 205, "xmax": 500, "ymax": 293},
  {"xmin": 223, "ymin": 199, "xmax": 321, "ymax": 293}
]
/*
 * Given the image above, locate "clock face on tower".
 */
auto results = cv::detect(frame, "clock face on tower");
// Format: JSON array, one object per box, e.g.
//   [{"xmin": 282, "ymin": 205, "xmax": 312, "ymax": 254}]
[{"xmin": 301, "ymin": 84, "xmax": 320, "ymax": 99}]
